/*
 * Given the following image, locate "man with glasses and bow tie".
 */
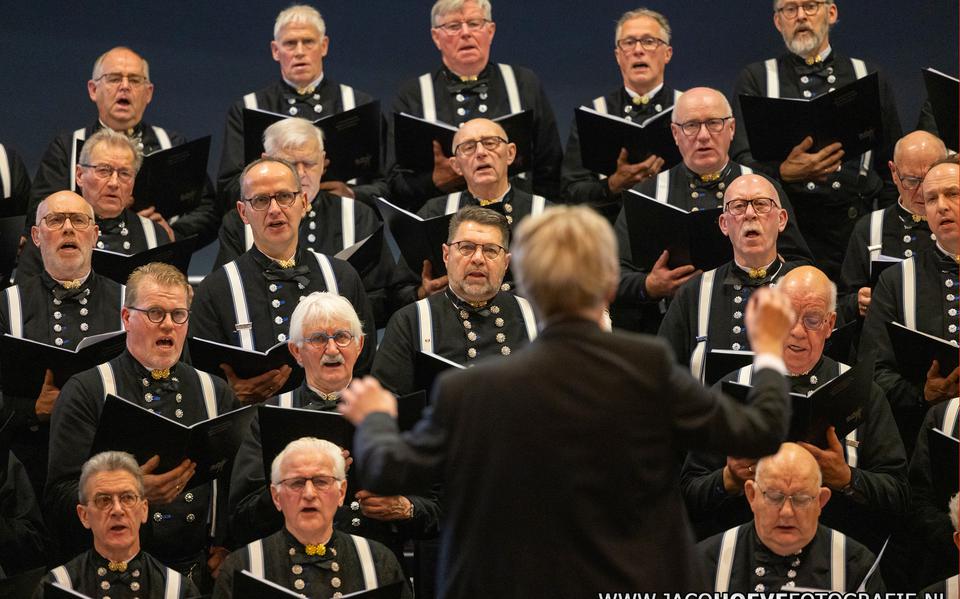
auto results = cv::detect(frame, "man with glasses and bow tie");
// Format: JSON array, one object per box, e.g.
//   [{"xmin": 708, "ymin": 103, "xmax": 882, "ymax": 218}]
[
  {"xmin": 659, "ymin": 173, "xmax": 799, "ymax": 381},
  {"xmin": 373, "ymin": 205, "xmax": 538, "ymax": 396},
  {"xmin": 729, "ymin": 0, "xmax": 903, "ymax": 281},
  {"xmin": 215, "ymin": 437, "xmax": 411, "ymax": 598},
  {"xmin": 386, "ymin": 0, "xmax": 562, "ymax": 209},
  {"xmin": 0, "ymin": 191, "xmax": 126, "ymax": 499},
  {"xmin": 191, "ymin": 158, "xmax": 375, "ymax": 405},
  {"xmin": 560, "ymin": 8, "xmax": 676, "ymax": 207},
  {"xmin": 698, "ymin": 443, "xmax": 886, "ymax": 593},
  {"xmin": 46, "ymin": 263, "xmax": 238, "ymax": 590},
  {"xmin": 34, "ymin": 451, "xmax": 200, "ymax": 598}
]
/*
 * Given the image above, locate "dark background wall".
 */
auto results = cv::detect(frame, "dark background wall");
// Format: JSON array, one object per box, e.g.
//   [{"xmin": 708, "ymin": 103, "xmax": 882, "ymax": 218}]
[{"xmin": 1, "ymin": 0, "xmax": 956, "ymax": 177}]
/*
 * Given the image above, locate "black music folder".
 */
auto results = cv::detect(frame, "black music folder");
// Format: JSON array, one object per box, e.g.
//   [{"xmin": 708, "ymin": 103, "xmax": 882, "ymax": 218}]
[
  {"xmin": 234, "ymin": 570, "xmax": 404, "ymax": 598},
  {"xmin": 927, "ymin": 427, "xmax": 959, "ymax": 509},
  {"xmin": 574, "ymin": 106, "xmax": 681, "ymax": 175},
  {"xmin": 723, "ymin": 358, "xmax": 873, "ymax": 447},
  {"xmin": 90, "ymin": 394, "xmax": 256, "ymax": 488},
  {"xmin": 334, "ymin": 226, "xmax": 385, "ymax": 279},
  {"xmin": 131, "ymin": 136, "xmax": 211, "ymax": 217},
  {"xmin": 42, "ymin": 582, "xmax": 91, "ymax": 598},
  {"xmin": 258, "ymin": 393, "xmax": 427, "ymax": 481},
  {"xmin": 92, "ymin": 235, "xmax": 197, "ymax": 284},
  {"xmin": 188, "ymin": 337, "xmax": 303, "ymax": 395},
  {"xmin": 242, "ymin": 101, "xmax": 382, "ymax": 182},
  {"xmin": 922, "ymin": 68, "xmax": 959, "ymax": 151},
  {"xmin": 869, "ymin": 255, "xmax": 901, "ymax": 287},
  {"xmin": 376, "ymin": 197, "xmax": 452, "ymax": 276},
  {"xmin": 1, "ymin": 330, "xmax": 126, "ymax": 399},
  {"xmin": 258, "ymin": 404, "xmax": 356, "ymax": 481},
  {"xmin": 704, "ymin": 349, "xmax": 754, "ymax": 386},
  {"xmin": 393, "ymin": 110, "xmax": 533, "ymax": 173},
  {"xmin": 739, "ymin": 72, "xmax": 883, "ymax": 161},
  {"xmin": 885, "ymin": 322, "xmax": 960, "ymax": 382},
  {"xmin": 414, "ymin": 350, "xmax": 465, "ymax": 394},
  {"xmin": 623, "ymin": 190, "xmax": 731, "ymax": 271},
  {"xmin": 822, "ymin": 320, "xmax": 858, "ymax": 364}
]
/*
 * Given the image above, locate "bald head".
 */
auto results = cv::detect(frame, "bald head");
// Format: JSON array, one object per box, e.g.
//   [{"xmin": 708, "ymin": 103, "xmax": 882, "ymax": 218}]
[
  {"xmin": 36, "ymin": 191, "xmax": 95, "ymax": 224},
  {"xmin": 893, "ymin": 130, "xmax": 947, "ymax": 164},
  {"xmin": 451, "ymin": 118, "xmax": 508, "ymax": 152},
  {"xmin": 673, "ymin": 87, "xmax": 732, "ymax": 122},
  {"xmin": 755, "ymin": 442, "xmax": 822, "ymax": 487},
  {"xmin": 779, "ymin": 265, "xmax": 836, "ymax": 313},
  {"xmin": 719, "ymin": 174, "xmax": 787, "ymax": 267}
]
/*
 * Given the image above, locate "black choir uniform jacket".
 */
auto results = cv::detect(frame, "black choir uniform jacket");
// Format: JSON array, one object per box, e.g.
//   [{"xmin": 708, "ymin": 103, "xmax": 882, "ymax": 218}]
[
  {"xmin": 26, "ymin": 121, "xmax": 220, "ymax": 245},
  {"xmin": 560, "ymin": 84, "xmax": 679, "ymax": 206},
  {"xmin": 906, "ymin": 397, "xmax": 959, "ymax": 588},
  {"xmin": 681, "ymin": 356, "xmax": 909, "ymax": 552},
  {"xmin": 838, "ymin": 201, "xmax": 937, "ymax": 325},
  {"xmin": 730, "ymin": 50, "xmax": 903, "ymax": 280},
  {"xmin": 658, "ymin": 259, "xmax": 794, "ymax": 377},
  {"xmin": 213, "ymin": 529, "xmax": 411, "ymax": 599},
  {"xmin": 860, "ymin": 246, "xmax": 959, "ymax": 455},
  {"xmin": 15, "ymin": 208, "xmax": 172, "ymax": 284},
  {"xmin": 190, "ymin": 246, "xmax": 376, "ymax": 375},
  {"xmin": 45, "ymin": 351, "xmax": 238, "ymax": 567},
  {"xmin": 371, "ymin": 289, "xmax": 536, "ymax": 396},
  {"xmin": 216, "ymin": 78, "xmax": 388, "ymax": 212},
  {"xmin": 614, "ymin": 164, "xmax": 812, "ymax": 334},
  {"xmin": 213, "ymin": 191, "xmax": 417, "ymax": 329},
  {"xmin": 33, "ymin": 549, "xmax": 200, "ymax": 599},
  {"xmin": 698, "ymin": 523, "xmax": 884, "ymax": 593},
  {"xmin": 350, "ymin": 317, "xmax": 792, "ymax": 596},
  {"xmin": 0, "ymin": 271, "xmax": 124, "ymax": 496},
  {"xmin": 387, "ymin": 63, "xmax": 562, "ymax": 210},
  {"xmin": 920, "ymin": 575, "xmax": 960, "ymax": 597},
  {"xmin": 0, "ymin": 141, "xmax": 30, "ymax": 215},
  {"xmin": 0, "ymin": 449, "xmax": 46, "ymax": 577},
  {"xmin": 228, "ymin": 382, "xmax": 440, "ymax": 558}
]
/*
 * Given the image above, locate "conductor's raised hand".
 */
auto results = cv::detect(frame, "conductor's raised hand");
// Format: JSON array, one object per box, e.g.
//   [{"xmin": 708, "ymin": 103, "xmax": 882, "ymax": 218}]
[
  {"xmin": 339, "ymin": 376, "xmax": 398, "ymax": 425},
  {"xmin": 745, "ymin": 286, "xmax": 796, "ymax": 356}
]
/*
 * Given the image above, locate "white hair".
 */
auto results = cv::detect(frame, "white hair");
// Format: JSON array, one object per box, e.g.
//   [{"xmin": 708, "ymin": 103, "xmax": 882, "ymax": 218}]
[
  {"xmin": 270, "ymin": 437, "xmax": 346, "ymax": 484},
  {"xmin": 274, "ymin": 5, "xmax": 326, "ymax": 40},
  {"xmin": 615, "ymin": 8, "xmax": 672, "ymax": 45},
  {"xmin": 431, "ymin": 0, "xmax": 492, "ymax": 26},
  {"xmin": 79, "ymin": 128, "xmax": 144, "ymax": 173},
  {"xmin": 263, "ymin": 117, "xmax": 325, "ymax": 157},
  {"xmin": 79, "ymin": 451, "xmax": 145, "ymax": 503},
  {"xmin": 289, "ymin": 292, "xmax": 363, "ymax": 345}
]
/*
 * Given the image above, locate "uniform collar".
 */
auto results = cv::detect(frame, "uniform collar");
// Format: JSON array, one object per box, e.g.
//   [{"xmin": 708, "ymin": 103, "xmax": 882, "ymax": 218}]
[
  {"xmin": 446, "ymin": 288, "xmax": 501, "ymax": 313},
  {"xmin": 283, "ymin": 73, "xmax": 325, "ymax": 96},
  {"xmin": 684, "ymin": 161, "xmax": 733, "ymax": 188},
  {"xmin": 624, "ymin": 82, "xmax": 664, "ymax": 105},
  {"xmin": 464, "ymin": 185, "xmax": 512, "ymax": 207},
  {"xmin": 895, "ymin": 200, "xmax": 927, "ymax": 227},
  {"xmin": 786, "ymin": 355, "xmax": 835, "ymax": 393},
  {"xmin": 728, "ymin": 258, "xmax": 784, "ymax": 286},
  {"xmin": 250, "ymin": 244, "xmax": 303, "ymax": 271},
  {"xmin": 934, "ymin": 242, "xmax": 960, "ymax": 271}
]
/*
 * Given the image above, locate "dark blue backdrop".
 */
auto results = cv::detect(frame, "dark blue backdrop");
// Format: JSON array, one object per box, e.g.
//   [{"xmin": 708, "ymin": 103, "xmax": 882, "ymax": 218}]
[{"xmin": 1, "ymin": 1, "xmax": 957, "ymax": 176}]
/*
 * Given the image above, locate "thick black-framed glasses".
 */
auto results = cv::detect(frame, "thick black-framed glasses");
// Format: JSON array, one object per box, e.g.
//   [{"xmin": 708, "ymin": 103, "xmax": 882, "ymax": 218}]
[
  {"xmin": 892, "ymin": 165, "xmax": 923, "ymax": 191},
  {"xmin": 672, "ymin": 117, "xmax": 732, "ymax": 137},
  {"xmin": 242, "ymin": 191, "xmax": 301, "ymax": 211},
  {"xmin": 129, "ymin": 306, "xmax": 190, "ymax": 325}
]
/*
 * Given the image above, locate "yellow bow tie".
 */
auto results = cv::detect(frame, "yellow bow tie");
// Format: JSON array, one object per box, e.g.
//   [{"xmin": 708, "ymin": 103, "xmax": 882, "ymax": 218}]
[
  {"xmin": 275, "ymin": 258, "xmax": 297, "ymax": 269},
  {"xmin": 459, "ymin": 75, "xmax": 478, "ymax": 82},
  {"xmin": 748, "ymin": 267, "xmax": 768, "ymax": 280},
  {"xmin": 107, "ymin": 561, "xmax": 128, "ymax": 572},
  {"xmin": 911, "ymin": 213, "xmax": 926, "ymax": 223},
  {"xmin": 700, "ymin": 171, "xmax": 722, "ymax": 183},
  {"xmin": 151, "ymin": 369, "xmax": 170, "ymax": 380},
  {"xmin": 296, "ymin": 85, "xmax": 316, "ymax": 96},
  {"xmin": 632, "ymin": 94, "xmax": 650, "ymax": 106},
  {"xmin": 304, "ymin": 543, "xmax": 326, "ymax": 556},
  {"xmin": 805, "ymin": 54, "xmax": 823, "ymax": 66},
  {"xmin": 62, "ymin": 279, "xmax": 82, "ymax": 289},
  {"xmin": 477, "ymin": 197, "xmax": 501, "ymax": 207}
]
